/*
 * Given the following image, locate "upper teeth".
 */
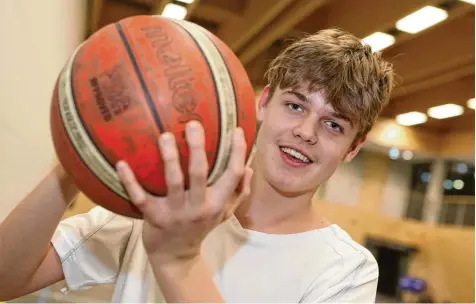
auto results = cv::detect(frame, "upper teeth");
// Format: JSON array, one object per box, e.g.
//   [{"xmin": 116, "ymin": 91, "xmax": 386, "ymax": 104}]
[{"xmin": 281, "ymin": 147, "xmax": 311, "ymax": 163}]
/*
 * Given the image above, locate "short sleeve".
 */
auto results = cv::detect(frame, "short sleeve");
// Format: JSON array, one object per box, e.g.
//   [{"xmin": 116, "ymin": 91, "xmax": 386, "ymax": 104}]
[
  {"xmin": 302, "ymin": 253, "xmax": 379, "ymax": 303},
  {"xmin": 51, "ymin": 206, "xmax": 135, "ymax": 291}
]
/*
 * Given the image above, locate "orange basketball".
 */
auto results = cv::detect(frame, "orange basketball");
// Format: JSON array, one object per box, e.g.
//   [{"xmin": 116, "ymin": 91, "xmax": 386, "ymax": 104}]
[{"xmin": 50, "ymin": 15, "xmax": 257, "ymax": 218}]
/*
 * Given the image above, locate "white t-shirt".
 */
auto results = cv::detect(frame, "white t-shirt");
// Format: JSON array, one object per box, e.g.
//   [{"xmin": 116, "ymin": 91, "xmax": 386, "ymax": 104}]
[{"xmin": 51, "ymin": 206, "xmax": 379, "ymax": 302}]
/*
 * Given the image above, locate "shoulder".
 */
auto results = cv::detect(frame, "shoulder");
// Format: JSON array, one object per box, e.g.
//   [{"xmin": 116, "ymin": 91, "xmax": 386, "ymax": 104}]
[
  {"xmin": 323, "ymin": 224, "xmax": 378, "ymax": 280},
  {"xmin": 302, "ymin": 225, "xmax": 379, "ymax": 302},
  {"xmin": 57, "ymin": 205, "xmax": 136, "ymax": 232},
  {"xmin": 52, "ymin": 206, "xmax": 139, "ymax": 261},
  {"xmin": 51, "ymin": 206, "xmax": 142, "ymax": 291}
]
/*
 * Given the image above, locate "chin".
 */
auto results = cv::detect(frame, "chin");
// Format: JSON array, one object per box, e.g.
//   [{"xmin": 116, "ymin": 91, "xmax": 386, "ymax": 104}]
[
  {"xmin": 264, "ymin": 166, "xmax": 318, "ymax": 197},
  {"xmin": 270, "ymin": 179, "xmax": 316, "ymax": 198}
]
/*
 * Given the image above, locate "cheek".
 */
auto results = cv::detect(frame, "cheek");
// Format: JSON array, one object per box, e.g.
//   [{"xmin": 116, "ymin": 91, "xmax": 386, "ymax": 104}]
[
  {"xmin": 310, "ymin": 148, "xmax": 343, "ymax": 183},
  {"xmin": 260, "ymin": 116, "xmax": 286, "ymax": 138},
  {"xmin": 255, "ymin": 122, "xmax": 275, "ymax": 150},
  {"xmin": 269, "ymin": 116, "xmax": 296, "ymax": 135},
  {"xmin": 315, "ymin": 141, "xmax": 348, "ymax": 166}
]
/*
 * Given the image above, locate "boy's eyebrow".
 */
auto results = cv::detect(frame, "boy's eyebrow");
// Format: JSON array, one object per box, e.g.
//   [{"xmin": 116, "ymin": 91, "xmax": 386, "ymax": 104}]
[
  {"xmin": 329, "ymin": 112, "xmax": 354, "ymax": 127},
  {"xmin": 284, "ymin": 90, "xmax": 355, "ymax": 127},
  {"xmin": 284, "ymin": 90, "xmax": 309, "ymax": 103}
]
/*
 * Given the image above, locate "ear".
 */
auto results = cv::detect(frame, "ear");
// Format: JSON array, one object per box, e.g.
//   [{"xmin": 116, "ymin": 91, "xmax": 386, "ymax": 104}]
[
  {"xmin": 257, "ymin": 85, "xmax": 271, "ymax": 121},
  {"xmin": 343, "ymin": 135, "xmax": 366, "ymax": 163}
]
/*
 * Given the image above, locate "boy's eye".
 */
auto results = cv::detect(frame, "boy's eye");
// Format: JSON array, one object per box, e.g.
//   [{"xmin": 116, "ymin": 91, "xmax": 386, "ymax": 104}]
[
  {"xmin": 287, "ymin": 103, "xmax": 303, "ymax": 112},
  {"xmin": 326, "ymin": 121, "xmax": 343, "ymax": 132}
]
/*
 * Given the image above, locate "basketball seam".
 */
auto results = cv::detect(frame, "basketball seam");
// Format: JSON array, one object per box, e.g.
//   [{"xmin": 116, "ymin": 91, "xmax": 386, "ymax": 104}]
[
  {"xmin": 115, "ymin": 23, "xmax": 165, "ymax": 133},
  {"xmin": 195, "ymin": 26, "xmax": 241, "ymax": 177},
  {"xmin": 166, "ymin": 20, "xmax": 222, "ymax": 180},
  {"xmin": 66, "ymin": 54, "xmax": 124, "ymax": 196},
  {"xmin": 169, "ymin": 19, "xmax": 238, "ymax": 185},
  {"xmin": 57, "ymin": 45, "xmax": 131, "ymax": 201},
  {"xmin": 202, "ymin": 30, "xmax": 239, "ymax": 146},
  {"xmin": 114, "ymin": 22, "xmax": 170, "ymax": 197}
]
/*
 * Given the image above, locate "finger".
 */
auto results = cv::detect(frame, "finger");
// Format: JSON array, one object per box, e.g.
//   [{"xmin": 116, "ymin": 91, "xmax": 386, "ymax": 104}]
[
  {"xmin": 116, "ymin": 160, "xmax": 149, "ymax": 213},
  {"xmin": 212, "ymin": 128, "xmax": 247, "ymax": 202},
  {"xmin": 186, "ymin": 121, "xmax": 209, "ymax": 205},
  {"xmin": 235, "ymin": 171, "xmax": 246, "ymax": 193},
  {"xmin": 116, "ymin": 161, "xmax": 170, "ymax": 224},
  {"xmin": 225, "ymin": 167, "xmax": 253, "ymax": 220},
  {"xmin": 159, "ymin": 132, "xmax": 185, "ymax": 208}
]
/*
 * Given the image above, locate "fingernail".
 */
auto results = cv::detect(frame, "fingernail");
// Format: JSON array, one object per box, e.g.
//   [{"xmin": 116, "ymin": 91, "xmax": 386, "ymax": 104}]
[
  {"xmin": 116, "ymin": 161, "xmax": 126, "ymax": 170},
  {"xmin": 160, "ymin": 132, "xmax": 173, "ymax": 143},
  {"xmin": 187, "ymin": 120, "xmax": 200, "ymax": 131}
]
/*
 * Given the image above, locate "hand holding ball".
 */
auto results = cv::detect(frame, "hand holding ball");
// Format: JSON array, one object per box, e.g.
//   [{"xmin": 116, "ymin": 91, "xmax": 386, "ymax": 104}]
[{"xmin": 50, "ymin": 15, "xmax": 256, "ymax": 218}]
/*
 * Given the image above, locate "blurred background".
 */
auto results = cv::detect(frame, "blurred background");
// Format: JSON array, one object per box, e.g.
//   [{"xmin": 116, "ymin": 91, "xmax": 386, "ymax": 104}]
[{"xmin": 0, "ymin": 0, "xmax": 474, "ymax": 303}]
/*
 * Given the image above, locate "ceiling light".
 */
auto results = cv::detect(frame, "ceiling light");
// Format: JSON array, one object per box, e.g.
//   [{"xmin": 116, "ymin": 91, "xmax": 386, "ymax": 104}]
[
  {"xmin": 459, "ymin": 0, "xmax": 475, "ymax": 4},
  {"xmin": 383, "ymin": 127, "xmax": 398, "ymax": 140},
  {"xmin": 453, "ymin": 180, "xmax": 465, "ymax": 190},
  {"xmin": 443, "ymin": 179, "xmax": 453, "ymax": 190},
  {"xmin": 176, "ymin": 0, "xmax": 195, "ymax": 3},
  {"xmin": 389, "ymin": 148, "xmax": 400, "ymax": 160},
  {"xmin": 456, "ymin": 163, "xmax": 469, "ymax": 174},
  {"xmin": 402, "ymin": 150, "xmax": 414, "ymax": 160},
  {"xmin": 362, "ymin": 32, "xmax": 396, "ymax": 52},
  {"xmin": 396, "ymin": 6, "xmax": 448, "ymax": 34},
  {"xmin": 395, "ymin": 111, "xmax": 428, "ymax": 126},
  {"xmin": 427, "ymin": 104, "xmax": 464, "ymax": 119},
  {"xmin": 421, "ymin": 172, "xmax": 431, "ymax": 183},
  {"xmin": 162, "ymin": 3, "xmax": 187, "ymax": 20},
  {"xmin": 467, "ymin": 98, "xmax": 475, "ymax": 109}
]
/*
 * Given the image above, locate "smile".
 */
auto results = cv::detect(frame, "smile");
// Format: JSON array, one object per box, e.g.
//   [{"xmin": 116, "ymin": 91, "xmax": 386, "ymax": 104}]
[{"xmin": 279, "ymin": 146, "xmax": 312, "ymax": 164}]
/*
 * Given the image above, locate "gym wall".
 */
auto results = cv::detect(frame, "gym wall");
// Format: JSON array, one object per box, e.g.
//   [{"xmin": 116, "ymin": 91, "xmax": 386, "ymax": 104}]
[{"xmin": 0, "ymin": 0, "xmax": 87, "ymax": 222}]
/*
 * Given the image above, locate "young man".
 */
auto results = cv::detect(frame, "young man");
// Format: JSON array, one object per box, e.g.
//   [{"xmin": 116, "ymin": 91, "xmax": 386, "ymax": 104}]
[{"xmin": 0, "ymin": 28, "xmax": 394, "ymax": 302}]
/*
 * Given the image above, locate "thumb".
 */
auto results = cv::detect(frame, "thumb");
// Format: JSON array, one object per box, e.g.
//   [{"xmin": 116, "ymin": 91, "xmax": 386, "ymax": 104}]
[{"xmin": 236, "ymin": 167, "xmax": 253, "ymax": 193}]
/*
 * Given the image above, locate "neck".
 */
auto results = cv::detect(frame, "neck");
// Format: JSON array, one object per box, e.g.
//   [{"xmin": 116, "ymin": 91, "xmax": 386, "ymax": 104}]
[{"xmin": 234, "ymin": 160, "xmax": 328, "ymax": 233}]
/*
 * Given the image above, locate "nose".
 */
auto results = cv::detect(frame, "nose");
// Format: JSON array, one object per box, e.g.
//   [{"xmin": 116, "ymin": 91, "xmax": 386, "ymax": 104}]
[{"xmin": 292, "ymin": 115, "xmax": 317, "ymax": 145}]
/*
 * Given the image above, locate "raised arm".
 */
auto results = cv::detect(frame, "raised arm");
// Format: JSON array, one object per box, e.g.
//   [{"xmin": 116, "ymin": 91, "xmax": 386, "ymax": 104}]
[{"xmin": 0, "ymin": 164, "xmax": 77, "ymax": 301}]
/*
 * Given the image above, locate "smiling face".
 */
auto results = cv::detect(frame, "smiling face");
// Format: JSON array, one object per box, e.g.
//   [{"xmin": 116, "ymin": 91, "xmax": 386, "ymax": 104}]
[
  {"xmin": 253, "ymin": 84, "xmax": 366, "ymax": 196},
  {"xmin": 252, "ymin": 28, "xmax": 395, "ymax": 197}
]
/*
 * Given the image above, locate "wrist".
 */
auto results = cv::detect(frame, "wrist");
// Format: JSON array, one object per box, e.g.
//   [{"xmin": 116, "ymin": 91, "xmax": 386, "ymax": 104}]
[
  {"xmin": 147, "ymin": 253, "xmax": 223, "ymax": 303},
  {"xmin": 148, "ymin": 252, "xmax": 201, "ymax": 279},
  {"xmin": 148, "ymin": 251, "xmax": 200, "ymax": 267}
]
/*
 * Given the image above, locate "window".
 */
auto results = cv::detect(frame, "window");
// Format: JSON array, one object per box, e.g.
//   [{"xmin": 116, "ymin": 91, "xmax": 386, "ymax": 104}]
[
  {"xmin": 439, "ymin": 202, "xmax": 475, "ymax": 227},
  {"xmin": 463, "ymin": 203, "xmax": 475, "ymax": 226},
  {"xmin": 405, "ymin": 162, "xmax": 433, "ymax": 220},
  {"xmin": 438, "ymin": 161, "xmax": 475, "ymax": 227},
  {"xmin": 406, "ymin": 192, "xmax": 425, "ymax": 220},
  {"xmin": 439, "ymin": 203, "xmax": 459, "ymax": 225},
  {"xmin": 410, "ymin": 162, "xmax": 433, "ymax": 193},
  {"xmin": 443, "ymin": 161, "xmax": 475, "ymax": 196}
]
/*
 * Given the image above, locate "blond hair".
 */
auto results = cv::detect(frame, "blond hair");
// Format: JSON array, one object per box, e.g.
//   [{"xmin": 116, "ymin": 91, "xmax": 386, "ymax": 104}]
[{"xmin": 265, "ymin": 28, "xmax": 395, "ymax": 138}]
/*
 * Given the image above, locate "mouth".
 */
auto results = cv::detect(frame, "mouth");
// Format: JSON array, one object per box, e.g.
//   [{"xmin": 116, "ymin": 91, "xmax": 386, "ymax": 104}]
[{"xmin": 279, "ymin": 145, "xmax": 313, "ymax": 166}]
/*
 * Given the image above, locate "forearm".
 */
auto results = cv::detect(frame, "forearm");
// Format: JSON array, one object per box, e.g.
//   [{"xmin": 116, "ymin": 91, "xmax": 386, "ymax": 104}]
[
  {"xmin": 0, "ymin": 164, "xmax": 78, "ymax": 286},
  {"xmin": 149, "ymin": 254, "xmax": 224, "ymax": 303}
]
